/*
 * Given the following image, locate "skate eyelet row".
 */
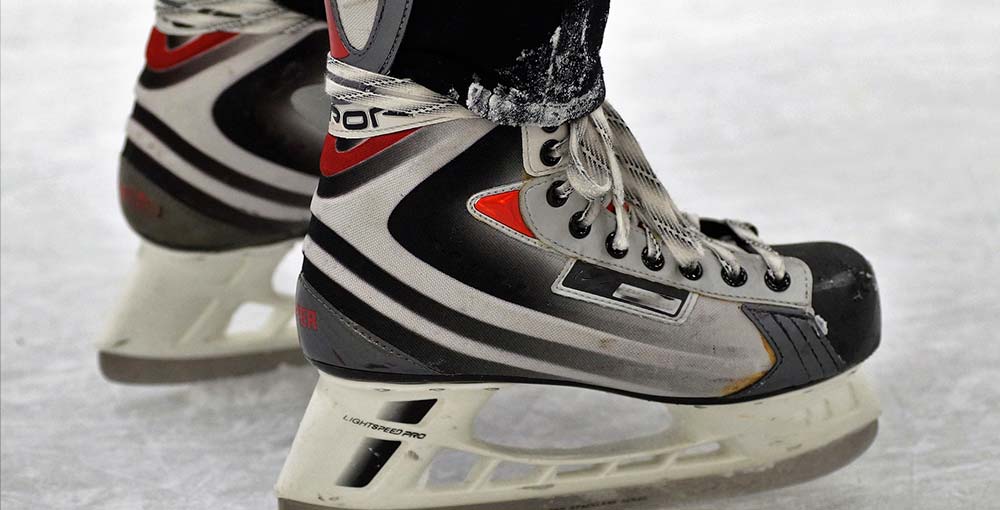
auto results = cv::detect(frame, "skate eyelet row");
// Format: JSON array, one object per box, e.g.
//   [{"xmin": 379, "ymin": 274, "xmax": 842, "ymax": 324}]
[
  {"xmin": 540, "ymin": 139, "xmax": 562, "ymax": 166},
  {"xmin": 568, "ymin": 211, "xmax": 591, "ymax": 238},
  {"xmin": 562, "ymin": 214, "xmax": 770, "ymax": 290},
  {"xmin": 722, "ymin": 267, "xmax": 749, "ymax": 287},
  {"xmin": 765, "ymin": 269, "xmax": 792, "ymax": 292},
  {"xmin": 605, "ymin": 232, "xmax": 628, "ymax": 259},
  {"xmin": 546, "ymin": 180, "xmax": 568, "ymax": 207},
  {"xmin": 541, "ymin": 125, "xmax": 560, "ymax": 133}
]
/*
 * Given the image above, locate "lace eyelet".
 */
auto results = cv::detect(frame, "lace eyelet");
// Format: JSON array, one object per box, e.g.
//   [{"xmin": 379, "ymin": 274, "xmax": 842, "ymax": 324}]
[
  {"xmin": 605, "ymin": 232, "xmax": 628, "ymax": 259},
  {"xmin": 541, "ymin": 125, "xmax": 559, "ymax": 133},
  {"xmin": 569, "ymin": 211, "xmax": 591, "ymax": 239},
  {"xmin": 679, "ymin": 262, "xmax": 703, "ymax": 281},
  {"xmin": 546, "ymin": 180, "xmax": 568, "ymax": 208},
  {"xmin": 641, "ymin": 248, "xmax": 664, "ymax": 271},
  {"xmin": 540, "ymin": 139, "xmax": 562, "ymax": 166},
  {"xmin": 722, "ymin": 267, "xmax": 749, "ymax": 287},
  {"xmin": 765, "ymin": 270, "xmax": 792, "ymax": 292}
]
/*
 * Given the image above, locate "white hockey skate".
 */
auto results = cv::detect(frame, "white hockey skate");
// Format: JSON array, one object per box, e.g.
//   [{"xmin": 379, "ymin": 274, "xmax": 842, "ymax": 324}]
[
  {"xmin": 273, "ymin": 53, "xmax": 882, "ymax": 509},
  {"xmin": 98, "ymin": 2, "xmax": 329, "ymax": 383}
]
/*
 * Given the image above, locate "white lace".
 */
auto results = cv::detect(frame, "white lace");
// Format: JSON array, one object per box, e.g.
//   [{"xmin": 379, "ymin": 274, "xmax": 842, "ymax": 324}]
[
  {"xmin": 155, "ymin": 0, "xmax": 317, "ymax": 35},
  {"xmin": 325, "ymin": 59, "xmax": 787, "ymax": 282},
  {"xmin": 554, "ymin": 106, "xmax": 787, "ymax": 281}
]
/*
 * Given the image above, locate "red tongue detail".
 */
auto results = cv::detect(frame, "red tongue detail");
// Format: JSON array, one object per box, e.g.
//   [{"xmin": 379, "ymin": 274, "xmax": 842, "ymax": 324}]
[
  {"xmin": 473, "ymin": 190, "xmax": 535, "ymax": 238},
  {"xmin": 145, "ymin": 28, "xmax": 236, "ymax": 71},
  {"xmin": 319, "ymin": 129, "xmax": 417, "ymax": 177}
]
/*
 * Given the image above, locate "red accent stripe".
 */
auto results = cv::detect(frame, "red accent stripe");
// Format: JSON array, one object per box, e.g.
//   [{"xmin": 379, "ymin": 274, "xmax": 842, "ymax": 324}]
[
  {"xmin": 319, "ymin": 129, "xmax": 417, "ymax": 177},
  {"xmin": 324, "ymin": 1, "xmax": 350, "ymax": 58},
  {"xmin": 145, "ymin": 28, "xmax": 237, "ymax": 71},
  {"xmin": 473, "ymin": 190, "xmax": 535, "ymax": 239}
]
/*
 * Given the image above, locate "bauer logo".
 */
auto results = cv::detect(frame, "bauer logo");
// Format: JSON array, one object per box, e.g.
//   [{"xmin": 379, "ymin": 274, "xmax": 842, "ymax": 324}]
[
  {"xmin": 295, "ymin": 305, "xmax": 318, "ymax": 331},
  {"xmin": 329, "ymin": 104, "xmax": 413, "ymax": 134},
  {"xmin": 330, "ymin": 106, "xmax": 385, "ymax": 130}
]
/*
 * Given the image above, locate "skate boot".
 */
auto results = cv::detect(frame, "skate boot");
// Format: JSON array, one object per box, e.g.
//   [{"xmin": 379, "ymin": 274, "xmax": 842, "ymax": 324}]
[
  {"xmin": 98, "ymin": 1, "xmax": 330, "ymax": 383},
  {"xmin": 276, "ymin": 3, "xmax": 881, "ymax": 508}
]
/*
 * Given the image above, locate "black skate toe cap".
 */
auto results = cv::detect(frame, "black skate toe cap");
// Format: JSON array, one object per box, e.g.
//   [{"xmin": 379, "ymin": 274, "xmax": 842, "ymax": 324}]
[{"xmin": 774, "ymin": 242, "xmax": 881, "ymax": 367}]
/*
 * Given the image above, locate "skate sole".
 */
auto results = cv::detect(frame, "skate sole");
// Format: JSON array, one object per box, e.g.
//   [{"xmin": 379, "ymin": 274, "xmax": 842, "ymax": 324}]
[
  {"xmin": 278, "ymin": 419, "xmax": 877, "ymax": 510},
  {"xmin": 98, "ymin": 348, "xmax": 306, "ymax": 384}
]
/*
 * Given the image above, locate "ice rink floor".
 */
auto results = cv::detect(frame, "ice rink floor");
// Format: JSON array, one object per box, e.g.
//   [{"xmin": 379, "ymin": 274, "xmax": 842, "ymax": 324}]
[{"xmin": 2, "ymin": 1, "xmax": 999, "ymax": 509}]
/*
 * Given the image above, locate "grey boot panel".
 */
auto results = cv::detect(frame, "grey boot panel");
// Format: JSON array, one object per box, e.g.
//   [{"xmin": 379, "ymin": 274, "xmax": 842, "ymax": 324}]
[
  {"xmin": 118, "ymin": 154, "xmax": 307, "ymax": 251},
  {"xmin": 296, "ymin": 276, "xmax": 441, "ymax": 376}
]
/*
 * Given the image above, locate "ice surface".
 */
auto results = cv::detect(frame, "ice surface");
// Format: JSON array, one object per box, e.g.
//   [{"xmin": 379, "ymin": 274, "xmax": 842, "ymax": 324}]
[{"xmin": 2, "ymin": 1, "xmax": 1000, "ymax": 509}]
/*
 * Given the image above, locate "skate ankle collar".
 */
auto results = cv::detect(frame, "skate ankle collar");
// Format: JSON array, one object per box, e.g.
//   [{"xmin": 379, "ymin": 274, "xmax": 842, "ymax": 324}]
[{"xmin": 325, "ymin": 59, "xmax": 482, "ymax": 139}]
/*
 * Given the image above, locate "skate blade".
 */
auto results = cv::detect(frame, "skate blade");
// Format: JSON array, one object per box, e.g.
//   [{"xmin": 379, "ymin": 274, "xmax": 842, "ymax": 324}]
[
  {"xmin": 98, "ymin": 240, "xmax": 302, "ymax": 383},
  {"xmin": 277, "ymin": 420, "xmax": 877, "ymax": 510},
  {"xmin": 275, "ymin": 368, "xmax": 880, "ymax": 510},
  {"xmin": 98, "ymin": 349, "xmax": 306, "ymax": 384}
]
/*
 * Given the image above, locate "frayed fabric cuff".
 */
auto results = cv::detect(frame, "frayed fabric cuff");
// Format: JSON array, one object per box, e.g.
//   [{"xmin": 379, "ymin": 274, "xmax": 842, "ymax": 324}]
[{"xmin": 466, "ymin": 79, "xmax": 606, "ymax": 127}]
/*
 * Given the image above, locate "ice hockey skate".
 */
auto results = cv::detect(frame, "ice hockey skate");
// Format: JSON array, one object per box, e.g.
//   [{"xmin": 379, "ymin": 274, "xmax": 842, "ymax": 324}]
[
  {"xmin": 98, "ymin": 2, "xmax": 330, "ymax": 383},
  {"xmin": 275, "ymin": 2, "xmax": 882, "ymax": 508}
]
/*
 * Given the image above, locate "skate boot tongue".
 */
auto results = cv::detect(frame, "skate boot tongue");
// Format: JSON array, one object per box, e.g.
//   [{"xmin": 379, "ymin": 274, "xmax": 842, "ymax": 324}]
[{"xmin": 325, "ymin": 59, "xmax": 789, "ymax": 285}]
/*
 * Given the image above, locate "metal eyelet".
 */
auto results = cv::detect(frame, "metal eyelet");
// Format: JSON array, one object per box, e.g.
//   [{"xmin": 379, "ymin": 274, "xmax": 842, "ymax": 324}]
[
  {"xmin": 679, "ymin": 262, "xmax": 703, "ymax": 281},
  {"xmin": 641, "ymin": 248, "xmax": 665, "ymax": 271},
  {"xmin": 605, "ymin": 232, "xmax": 628, "ymax": 259},
  {"xmin": 765, "ymin": 270, "xmax": 792, "ymax": 292},
  {"xmin": 722, "ymin": 267, "xmax": 749, "ymax": 287},
  {"xmin": 569, "ymin": 211, "xmax": 591, "ymax": 239},
  {"xmin": 540, "ymin": 139, "xmax": 561, "ymax": 166},
  {"xmin": 546, "ymin": 180, "xmax": 568, "ymax": 208},
  {"xmin": 541, "ymin": 125, "xmax": 559, "ymax": 133}
]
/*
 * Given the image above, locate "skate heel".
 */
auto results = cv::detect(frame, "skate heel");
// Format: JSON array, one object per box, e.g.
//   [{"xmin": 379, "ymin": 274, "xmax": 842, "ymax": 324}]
[
  {"xmin": 97, "ymin": 240, "xmax": 304, "ymax": 383},
  {"xmin": 276, "ymin": 370, "xmax": 879, "ymax": 510}
]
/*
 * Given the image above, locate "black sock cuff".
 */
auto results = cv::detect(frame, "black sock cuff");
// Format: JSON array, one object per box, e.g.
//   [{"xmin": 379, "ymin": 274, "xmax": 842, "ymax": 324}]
[{"xmin": 391, "ymin": 0, "xmax": 609, "ymax": 125}]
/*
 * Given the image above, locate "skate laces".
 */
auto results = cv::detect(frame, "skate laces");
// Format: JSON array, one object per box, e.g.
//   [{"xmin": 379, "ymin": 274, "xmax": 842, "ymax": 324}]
[
  {"xmin": 155, "ymin": 0, "xmax": 318, "ymax": 34},
  {"xmin": 324, "ymin": 59, "xmax": 787, "ymax": 283},
  {"xmin": 549, "ymin": 106, "xmax": 788, "ymax": 283}
]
